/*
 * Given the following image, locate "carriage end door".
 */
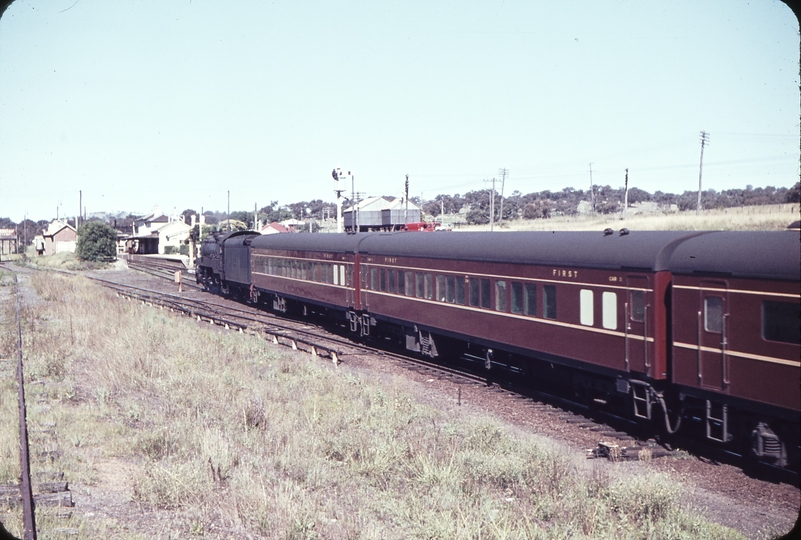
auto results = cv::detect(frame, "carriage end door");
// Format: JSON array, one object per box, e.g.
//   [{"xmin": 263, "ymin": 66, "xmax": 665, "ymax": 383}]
[
  {"xmin": 625, "ymin": 276, "xmax": 650, "ymax": 375},
  {"xmin": 698, "ymin": 282, "xmax": 728, "ymax": 391}
]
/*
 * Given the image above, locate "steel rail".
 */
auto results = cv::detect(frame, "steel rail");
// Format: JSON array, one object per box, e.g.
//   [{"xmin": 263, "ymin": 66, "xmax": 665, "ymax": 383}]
[{"xmin": 11, "ymin": 269, "xmax": 37, "ymax": 540}]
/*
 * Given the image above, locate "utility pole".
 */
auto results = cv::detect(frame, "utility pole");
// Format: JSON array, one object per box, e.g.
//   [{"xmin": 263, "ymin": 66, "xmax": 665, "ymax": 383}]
[
  {"xmin": 498, "ymin": 168, "xmax": 508, "ymax": 226},
  {"xmin": 254, "ymin": 202, "xmax": 258, "ymax": 231},
  {"xmin": 78, "ymin": 190, "xmax": 82, "ymax": 229},
  {"xmin": 227, "ymin": 190, "xmax": 230, "ymax": 231},
  {"xmin": 404, "ymin": 174, "xmax": 409, "ymax": 227},
  {"xmin": 697, "ymin": 131, "xmax": 709, "ymax": 216},
  {"xmin": 484, "ymin": 178, "xmax": 497, "ymax": 232},
  {"xmin": 351, "ymin": 174, "xmax": 356, "ymax": 233},
  {"xmin": 623, "ymin": 168, "xmax": 629, "ymax": 220},
  {"xmin": 589, "ymin": 163, "xmax": 595, "ymax": 213}
]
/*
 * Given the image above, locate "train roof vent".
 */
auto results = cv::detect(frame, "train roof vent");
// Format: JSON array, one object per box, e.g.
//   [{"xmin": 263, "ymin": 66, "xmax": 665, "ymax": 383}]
[
  {"xmin": 619, "ymin": 228, "xmax": 630, "ymax": 236},
  {"xmin": 603, "ymin": 228, "xmax": 614, "ymax": 236}
]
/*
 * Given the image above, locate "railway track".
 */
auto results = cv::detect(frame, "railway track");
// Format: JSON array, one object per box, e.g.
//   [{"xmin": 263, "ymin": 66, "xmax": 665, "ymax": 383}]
[
  {"xmin": 124, "ymin": 255, "xmax": 201, "ymax": 289},
  {"xmin": 0, "ymin": 264, "xmax": 75, "ymax": 540},
  {"xmin": 108, "ymin": 258, "xmax": 691, "ymax": 467}
]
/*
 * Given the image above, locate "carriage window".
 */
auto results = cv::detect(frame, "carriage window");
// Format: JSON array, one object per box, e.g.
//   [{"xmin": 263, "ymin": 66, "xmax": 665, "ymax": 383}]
[
  {"xmin": 763, "ymin": 301, "xmax": 800, "ymax": 344},
  {"xmin": 580, "ymin": 289, "xmax": 594, "ymax": 326},
  {"xmin": 380, "ymin": 269, "xmax": 387, "ymax": 292},
  {"xmin": 333, "ymin": 264, "xmax": 339, "ymax": 285},
  {"xmin": 602, "ymin": 292, "xmax": 617, "ymax": 330},
  {"xmin": 543, "ymin": 285, "xmax": 557, "ymax": 319},
  {"xmin": 511, "ymin": 282, "xmax": 523, "ymax": 314},
  {"xmin": 495, "ymin": 281, "xmax": 507, "ymax": 312},
  {"xmin": 455, "ymin": 277, "xmax": 466, "ymax": 305},
  {"xmin": 436, "ymin": 275, "xmax": 446, "ymax": 301},
  {"xmin": 415, "ymin": 273, "xmax": 424, "ymax": 298},
  {"xmin": 480, "ymin": 279, "xmax": 491, "ymax": 309},
  {"xmin": 704, "ymin": 296, "xmax": 723, "ymax": 333},
  {"xmin": 389, "ymin": 269, "xmax": 397, "ymax": 293},
  {"xmin": 630, "ymin": 290, "xmax": 645, "ymax": 322},
  {"xmin": 405, "ymin": 272, "xmax": 414, "ymax": 297},
  {"xmin": 525, "ymin": 283, "xmax": 537, "ymax": 316},
  {"xmin": 469, "ymin": 277, "xmax": 480, "ymax": 307},
  {"xmin": 445, "ymin": 275, "xmax": 455, "ymax": 302},
  {"xmin": 370, "ymin": 268, "xmax": 378, "ymax": 290},
  {"xmin": 341, "ymin": 265, "xmax": 347, "ymax": 286},
  {"xmin": 425, "ymin": 274, "xmax": 434, "ymax": 300}
]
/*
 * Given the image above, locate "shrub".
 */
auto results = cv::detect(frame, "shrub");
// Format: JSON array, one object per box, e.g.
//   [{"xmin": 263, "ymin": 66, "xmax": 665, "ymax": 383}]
[{"xmin": 76, "ymin": 221, "xmax": 117, "ymax": 262}]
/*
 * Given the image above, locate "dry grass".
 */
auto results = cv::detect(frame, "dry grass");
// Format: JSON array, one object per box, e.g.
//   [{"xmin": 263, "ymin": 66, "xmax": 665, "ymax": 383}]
[
  {"xmin": 459, "ymin": 203, "xmax": 800, "ymax": 232},
  {"xmin": 0, "ymin": 272, "xmax": 748, "ymax": 539},
  {"xmin": 24, "ymin": 251, "xmax": 109, "ymax": 272}
]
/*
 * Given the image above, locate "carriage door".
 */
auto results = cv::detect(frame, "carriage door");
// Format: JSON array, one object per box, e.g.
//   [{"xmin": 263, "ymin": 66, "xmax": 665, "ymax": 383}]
[
  {"xmin": 698, "ymin": 282, "xmax": 728, "ymax": 391},
  {"xmin": 625, "ymin": 276, "xmax": 649, "ymax": 375}
]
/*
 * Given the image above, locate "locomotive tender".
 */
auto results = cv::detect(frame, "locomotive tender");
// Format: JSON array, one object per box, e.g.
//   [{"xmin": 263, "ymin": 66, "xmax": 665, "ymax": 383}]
[{"xmin": 197, "ymin": 229, "xmax": 800, "ymax": 470}]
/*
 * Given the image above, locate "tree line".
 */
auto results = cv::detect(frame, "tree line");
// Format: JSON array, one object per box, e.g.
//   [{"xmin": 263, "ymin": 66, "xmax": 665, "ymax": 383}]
[
  {"xmin": 1, "ymin": 182, "xmax": 798, "ymax": 251},
  {"xmin": 421, "ymin": 182, "xmax": 800, "ymax": 225}
]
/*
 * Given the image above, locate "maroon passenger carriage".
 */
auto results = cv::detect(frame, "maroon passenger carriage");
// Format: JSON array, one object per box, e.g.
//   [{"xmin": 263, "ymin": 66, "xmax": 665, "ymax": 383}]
[
  {"xmin": 245, "ymin": 230, "xmax": 799, "ymax": 469},
  {"xmin": 667, "ymin": 231, "xmax": 800, "ymax": 468}
]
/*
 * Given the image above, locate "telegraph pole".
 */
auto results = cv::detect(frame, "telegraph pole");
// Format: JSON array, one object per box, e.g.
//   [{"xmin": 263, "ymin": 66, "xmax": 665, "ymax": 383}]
[
  {"xmin": 589, "ymin": 163, "xmax": 595, "ymax": 213},
  {"xmin": 351, "ymin": 174, "xmax": 356, "ymax": 233},
  {"xmin": 484, "ymin": 178, "xmax": 497, "ymax": 231},
  {"xmin": 227, "ymin": 190, "xmax": 230, "ymax": 231},
  {"xmin": 623, "ymin": 168, "xmax": 629, "ymax": 220},
  {"xmin": 697, "ymin": 131, "xmax": 709, "ymax": 216},
  {"xmin": 498, "ymin": 168, "xmax": 508, "ymax": 226},
  {"xmin": 404, "ymin": 174, "xmax": 409, "ymax": 226}
]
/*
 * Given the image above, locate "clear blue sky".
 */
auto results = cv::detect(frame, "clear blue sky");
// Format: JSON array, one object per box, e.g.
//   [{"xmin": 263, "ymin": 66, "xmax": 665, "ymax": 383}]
[{"xmin": 1, "ymin": 0, "xmax": 798, "ymax": 223}]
